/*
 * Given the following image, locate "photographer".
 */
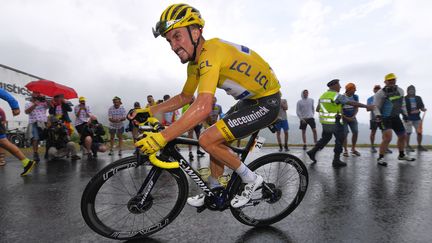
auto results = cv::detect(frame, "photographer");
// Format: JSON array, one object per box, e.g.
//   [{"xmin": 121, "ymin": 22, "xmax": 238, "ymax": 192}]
[
  {"xmin": 81, "ymin": 115, "xmax": 107, "ymax": 160},
  {"xmin": 45, "ymin": 116, "xmax": 80, "ymax": 161},
  {"xmin": 49, "ymin": 94, "xmax": 73, "ymax": 136},
  {"xmin": 74, "ymin": 96, "xmax": 92, "ymax": 135},
  {"xmin": 25, "ymin": 92, "xmax": 49, "ymax": 162}
]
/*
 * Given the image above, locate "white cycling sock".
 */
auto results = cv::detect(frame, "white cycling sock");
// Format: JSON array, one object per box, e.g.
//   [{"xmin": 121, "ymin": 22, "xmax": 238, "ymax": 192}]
[
  {"xmin": 235, "ymin": 163, "xmax": 257, "ymax": 183},
  {"xmin": 208, "ymin": 176, "xmax": 221, "ymax": 189}
]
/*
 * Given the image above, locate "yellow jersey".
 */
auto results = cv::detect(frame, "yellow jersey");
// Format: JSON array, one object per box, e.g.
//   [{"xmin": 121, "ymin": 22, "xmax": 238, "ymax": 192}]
[{"xmin": 182, "ymin": 38, "xmax": 280, "ymax": 100}]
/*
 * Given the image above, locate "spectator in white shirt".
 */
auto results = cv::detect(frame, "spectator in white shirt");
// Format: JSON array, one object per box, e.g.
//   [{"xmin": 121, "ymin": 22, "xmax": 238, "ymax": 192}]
[
  {"xmin": 108, "ymin": 96, "xmax": 126, "ymax": 156},
  {"xmin": 296, "ymin": 89, "xmax": 317, "ymax": 150}
]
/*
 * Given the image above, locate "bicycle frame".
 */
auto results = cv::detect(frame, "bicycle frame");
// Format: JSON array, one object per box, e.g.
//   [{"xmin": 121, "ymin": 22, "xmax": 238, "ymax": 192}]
[{"xmin": 135, "ymin": 131, "xmax": 261, "ymax": 209}]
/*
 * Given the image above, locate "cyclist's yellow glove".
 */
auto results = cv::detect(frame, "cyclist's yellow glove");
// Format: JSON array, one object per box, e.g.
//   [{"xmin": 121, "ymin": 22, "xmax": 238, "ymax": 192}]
[
  {"xmin": 129, "ymin": 108, "xmax": 152, "ymax": 125},
  {"xmin": 135, "ymin": 132, "xmax": 167, "ymax": 155}
]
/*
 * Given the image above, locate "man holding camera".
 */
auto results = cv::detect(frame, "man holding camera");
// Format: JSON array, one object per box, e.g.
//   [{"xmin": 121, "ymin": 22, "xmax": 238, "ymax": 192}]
[
  {"xmin": 74, "ymin": 96, "xmax": 92, "ymax": 136},
  {"xmin": 25, "ymin": 92, "xmax": 49, "ymax": 162},
  {"xmin": 45, "ymin": 116, "xmax": 80, "ymax": 161},
  {"xmin": 80, "ymin": 115, "xmax": 107, "ymax": 160},
  {"xmin": 49, "ymin": 94, "xmax": 73, "ymax": 136}
]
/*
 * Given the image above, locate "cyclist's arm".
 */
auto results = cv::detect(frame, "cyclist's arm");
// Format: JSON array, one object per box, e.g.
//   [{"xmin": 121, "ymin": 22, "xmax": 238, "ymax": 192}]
[
  {"xmin": 0, "ymin": 88, "xmax": 19, "ymax": 111},
  {"xmin": 149, "ymin": 92, "xmax": 193, "ymax": 116},
  {"xmin": 161, "ymin": 93, "xmax": 213, "ymax": 141}
]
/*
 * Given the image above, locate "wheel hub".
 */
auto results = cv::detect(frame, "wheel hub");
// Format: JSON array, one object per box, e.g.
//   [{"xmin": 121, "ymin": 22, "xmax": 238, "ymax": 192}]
[
  {"xmin": 262, "ymin": 183, "xmax": 282, "ymax": 204},
  {"xmin": 127, "ymin": 195, "xmax": 153, "ymax": 214}
]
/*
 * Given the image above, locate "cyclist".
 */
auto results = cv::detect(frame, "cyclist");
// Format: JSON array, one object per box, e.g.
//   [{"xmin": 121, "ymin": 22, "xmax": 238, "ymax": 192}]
[
  {"xmin": 135, "ymin": 3, "xmax": 281, "ymax": 208},
  {"xmin": 0, "ymin": 88, "xmax": 36, "ymax": 176}
]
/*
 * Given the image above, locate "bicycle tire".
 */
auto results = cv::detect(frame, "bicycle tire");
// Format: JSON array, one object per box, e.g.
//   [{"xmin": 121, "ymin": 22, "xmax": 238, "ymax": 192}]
[
  {"xmin": 230, "ymin": 153, "xmax": 308, "ymax": 226},
  {"xmin": 81, "ymin": 156, "xmax": 188, "ymax": 240}
]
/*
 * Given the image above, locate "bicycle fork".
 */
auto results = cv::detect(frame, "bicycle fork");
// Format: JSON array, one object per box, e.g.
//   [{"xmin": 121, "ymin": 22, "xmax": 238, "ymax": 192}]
[{"xmin": 135, "ymin": 167, "xmax": 162, "ymax": 210}]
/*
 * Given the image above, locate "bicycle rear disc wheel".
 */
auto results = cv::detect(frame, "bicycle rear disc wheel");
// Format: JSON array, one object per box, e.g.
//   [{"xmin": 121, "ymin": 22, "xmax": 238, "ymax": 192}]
[
  {"xmin": 81, "ymin": 156, "xmax": 188, "ymax": 240},
  {"xmin": 230, "ymin": 153, "xmax": 308, "ymax": 226}
]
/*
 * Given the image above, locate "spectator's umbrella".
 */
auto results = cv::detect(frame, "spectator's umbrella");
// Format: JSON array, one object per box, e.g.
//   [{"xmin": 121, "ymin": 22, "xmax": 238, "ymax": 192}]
[{"xmin": 25, "ymin": 79, "xmax": 78, "ymax": 99}]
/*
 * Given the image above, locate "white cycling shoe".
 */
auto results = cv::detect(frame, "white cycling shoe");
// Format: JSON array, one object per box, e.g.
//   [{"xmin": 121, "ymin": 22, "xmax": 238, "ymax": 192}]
[
  {"xmin": 231, "ymin": 174, "xmax": 264, "ymax": 208},
  {"xmin": 187, "ymin": 194, "xmax": 205, "ymax": 207}
]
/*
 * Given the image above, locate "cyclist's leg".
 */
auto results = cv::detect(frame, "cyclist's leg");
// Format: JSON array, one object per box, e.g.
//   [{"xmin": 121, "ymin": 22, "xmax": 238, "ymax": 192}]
[
  {"xmin": 0, "ymin": 137, "xmax": 27, "ymax": 160},
  {"xmin": 201, "ymin": 93, "xmax": 280, "ymax": 208},
  {"xmin": 199, "ymin": 126, "xmax": 241, "ymax": 172},
  {"xmin": 209, "ymin": 155, "xmax": 224, "ymax": 187},
  {"xmin": 0, "ymin": 137, "xmax": 35, "ymax": 175}
]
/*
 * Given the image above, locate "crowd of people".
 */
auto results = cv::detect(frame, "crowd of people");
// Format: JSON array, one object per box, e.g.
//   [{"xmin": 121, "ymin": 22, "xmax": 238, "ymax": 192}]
[
  {"xmin": 0, "ymin": 71, "xmax": 428, "ymax": 175},
  {"xmin": 0, "ymin": 72, "xmax": 427, "ymax": 176},
  {"xmin": 0, "ymin": 89, "xmax": 228, "ymax": 176},
  {"xmin": 262, "ymin": 73, "xmax": 427, "ymax": 168}
]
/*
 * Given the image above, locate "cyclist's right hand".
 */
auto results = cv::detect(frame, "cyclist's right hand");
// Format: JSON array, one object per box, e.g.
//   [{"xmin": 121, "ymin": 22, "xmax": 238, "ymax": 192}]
[{"xmin": 135, "ymin": 131, "xmax": 167, "ymax": 155}]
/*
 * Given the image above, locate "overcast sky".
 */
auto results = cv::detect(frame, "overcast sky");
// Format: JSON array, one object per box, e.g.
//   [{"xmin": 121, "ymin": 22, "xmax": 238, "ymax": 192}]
[{"xmin": 1, "ymin": 0, "xmax": 431, "ymax": 134}]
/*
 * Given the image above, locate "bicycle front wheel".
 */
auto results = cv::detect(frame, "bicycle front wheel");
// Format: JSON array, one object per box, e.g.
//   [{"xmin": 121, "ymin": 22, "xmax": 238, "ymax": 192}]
[
  {"xmin": 230, "ymin": 153, "xmax": 308, "ymax": 226},
  {"xmin": 81, "ymin": 156, "xmax": 188, "ymax": 240}
]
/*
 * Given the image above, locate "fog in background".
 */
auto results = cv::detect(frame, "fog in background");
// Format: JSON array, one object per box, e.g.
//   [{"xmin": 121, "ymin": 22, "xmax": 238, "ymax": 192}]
[{"xmin": 1, "ymin": 0, "xmax": 430, "ymax": 135}]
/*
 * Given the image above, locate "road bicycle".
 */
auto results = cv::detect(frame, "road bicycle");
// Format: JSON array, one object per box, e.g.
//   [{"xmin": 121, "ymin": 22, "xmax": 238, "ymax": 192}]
[{"xmin": 81, "ymin": 121, "xmax": 308, "ymax": 240}]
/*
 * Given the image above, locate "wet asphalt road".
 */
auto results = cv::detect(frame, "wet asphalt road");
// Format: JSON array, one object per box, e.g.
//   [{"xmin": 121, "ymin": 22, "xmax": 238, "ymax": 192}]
[{"xmin": 1, "ymin": 147, "xmax": 431, "ymax": 243}]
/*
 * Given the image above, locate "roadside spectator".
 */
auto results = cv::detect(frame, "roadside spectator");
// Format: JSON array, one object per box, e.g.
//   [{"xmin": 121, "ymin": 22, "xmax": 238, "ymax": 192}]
[
  {"xmin": 2, "ymin": 88, "xmax": 36, "ymax": 176},
  {"xmin": 108, "ymin": 96, "xmax": 126, "ymax": 156},
  {"xmin": 146, "ymin": 95, "xmax": 156, "ymax": 108},
  {"xmin": 25, "ymin": 92, "xmax": 49, "ymax": 162},
  {"xmin": 182, "ymin": 96, "xmax": 205, "ymax": 160},
  {"xmin": 296, "ymin": 89, "xmax": 317, "ymax": 150},
  {"xmin": 206, "ymin": 97, "xmax": 223, "ymax": 127},
  {"xmin": 49, "ymin": 94, "xmax": 73, "ymax": 135},
  {"xmin": 45, "ymin": 116, "xmax": 80, "ymax": 161},
  {"xmin": 367, "ymin": 85, "xmax": 382, "ymax": 153},
  {"xmin": 404, "ymin": 85, "xmax": 427, "ymax": 151},
  {"xmin": 81, "ymin": 115, "xmax": 107, "ymax": 160},
  {"xmin": 275, "ymin": 97, "xmax": 289, "ymax": 152},
  {"xmin": 127, "ymin": 102, "xmax": 141, "ymax": 143},
  {"xmin": 374, "ymin": 73, "xmax": 415, "ymax": 166},
  {"xmin": 0, "ymin": 107, "xmax": 6, "ymax": 166},
  {"xmin": 74, "ymin": 96, "xmax": 92, "ymax": 135},
  {"xmin": 342, "ymin": 83, "xmax": 360, "ymax": 157},
  {"xmin": 162, "ymin": 94, "xmax": 179, "ymax": 126}
]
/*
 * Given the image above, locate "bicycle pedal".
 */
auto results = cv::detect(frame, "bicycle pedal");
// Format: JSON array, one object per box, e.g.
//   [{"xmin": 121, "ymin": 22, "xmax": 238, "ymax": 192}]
[{"xmin": 196, "ymin": 206, "xmax": 207, "ymax": 213}]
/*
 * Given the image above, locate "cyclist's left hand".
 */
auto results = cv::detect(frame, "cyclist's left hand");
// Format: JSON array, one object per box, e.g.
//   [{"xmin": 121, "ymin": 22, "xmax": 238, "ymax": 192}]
[{"xmin": 135, "ymin": 132, "xmax": 167, "ymax": 155}]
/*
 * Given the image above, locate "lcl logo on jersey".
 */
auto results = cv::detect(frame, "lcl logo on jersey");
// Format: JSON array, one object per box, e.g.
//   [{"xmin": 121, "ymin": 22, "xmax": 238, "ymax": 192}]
[{"xmin": 199, "ymin": 60, "xmax": 212, "ymax": 69}]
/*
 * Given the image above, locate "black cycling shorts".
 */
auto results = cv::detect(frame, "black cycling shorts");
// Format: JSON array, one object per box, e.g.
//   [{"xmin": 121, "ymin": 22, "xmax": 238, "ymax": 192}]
[
  {"xmin": 215, "ymin": 92, "xmax": 281, "ymax": 141},
  {"xmin": 379, "ymin": 116, "xmax": 406, "ymax": 135}
]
